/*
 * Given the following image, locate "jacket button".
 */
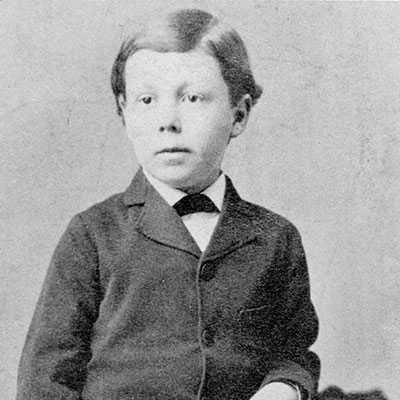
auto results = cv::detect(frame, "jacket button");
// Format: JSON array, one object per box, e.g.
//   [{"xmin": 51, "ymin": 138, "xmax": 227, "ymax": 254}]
[
  {"xmin": 201, "ymin": 329, "xmax": 215, "ymax": 347},
  {"xmin": 199, "ymin": 262, "xmax": 216, "ymax": 281}
]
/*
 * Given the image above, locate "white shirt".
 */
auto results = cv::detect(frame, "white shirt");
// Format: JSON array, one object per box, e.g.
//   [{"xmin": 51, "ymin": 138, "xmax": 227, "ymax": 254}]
[{"xmin": 143, "ymin": 170, "xmax": 225, "ymax": 252}]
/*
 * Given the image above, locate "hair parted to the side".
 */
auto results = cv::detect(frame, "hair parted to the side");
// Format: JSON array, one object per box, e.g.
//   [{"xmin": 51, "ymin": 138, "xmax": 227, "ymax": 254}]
[{"xmin": 111, "ymin": 9, "xmax": 263, "ymax": 117}]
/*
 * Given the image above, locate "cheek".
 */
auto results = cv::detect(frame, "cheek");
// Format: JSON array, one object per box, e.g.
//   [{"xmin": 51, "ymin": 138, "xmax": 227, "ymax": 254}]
[
  {"xmin": 125, "ymin": 113, "xmax": 153, "ymax": 141},
  {"xmin": 190, "ymin": 108, "xmax": 232, "ymax": 136},
  {"xmin": 204, "ymin": 115, "xmax": 233, "ymax": 148},
  {"xmin": 124, "ymin": 117, "xmax": 153, "ymax": 161}
]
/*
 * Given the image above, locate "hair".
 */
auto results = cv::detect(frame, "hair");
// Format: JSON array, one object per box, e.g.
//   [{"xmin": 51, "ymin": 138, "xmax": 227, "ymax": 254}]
[{"xmin": 111, "ymin": 9, "xmax": 263, "ymax": 117}]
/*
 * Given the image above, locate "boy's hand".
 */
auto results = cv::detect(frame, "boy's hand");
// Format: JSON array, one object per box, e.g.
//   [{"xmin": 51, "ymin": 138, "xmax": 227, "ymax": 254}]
[{"xmin": 249, "ymin": 382, "xmax": 300, "ymax": 400}]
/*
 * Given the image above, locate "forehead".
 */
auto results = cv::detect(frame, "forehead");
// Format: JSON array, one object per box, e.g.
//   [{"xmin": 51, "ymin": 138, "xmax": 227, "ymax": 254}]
[{"xmin": 124, "ymin": 49, "xmax": 227, "ymax": 91}]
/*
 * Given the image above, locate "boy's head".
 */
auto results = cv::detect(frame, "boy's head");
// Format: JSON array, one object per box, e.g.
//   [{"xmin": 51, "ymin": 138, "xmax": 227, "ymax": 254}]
[{"xmin": 111, "ymin": 9, "xmax": 263, "ymax": 193}]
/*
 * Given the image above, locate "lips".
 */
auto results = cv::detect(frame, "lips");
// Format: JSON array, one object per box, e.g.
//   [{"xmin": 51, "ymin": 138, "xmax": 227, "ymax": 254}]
[{"xmin": 157, "ymin": 147, "xmax": 191, "ymax": 154}]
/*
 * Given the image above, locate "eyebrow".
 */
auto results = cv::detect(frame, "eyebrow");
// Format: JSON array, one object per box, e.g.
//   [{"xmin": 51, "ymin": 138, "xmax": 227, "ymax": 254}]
[
  {"xmin": 131, "ymin": 81, "xmax": 211, "ymax": 95},
  {"xmin": 177, "ymin": 82, "xmax": 190, "ymax": 96},
  {"xmin": 177, "ymin": 82, "xmax": 214, "ymax": 94},
  {"xmin": 131, "ymin": 83, "xmax": 156, "ymax": 92}
]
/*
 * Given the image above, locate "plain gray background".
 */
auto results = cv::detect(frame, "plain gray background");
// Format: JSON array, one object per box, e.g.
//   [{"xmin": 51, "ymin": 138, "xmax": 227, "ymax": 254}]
[{"xmin": 1, "ymin": 1, "xmax": 399, "ymax": 399}]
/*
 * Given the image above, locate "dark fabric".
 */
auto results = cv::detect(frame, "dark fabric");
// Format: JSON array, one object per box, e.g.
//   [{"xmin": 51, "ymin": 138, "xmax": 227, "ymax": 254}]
[
  {"xmin": 17, "ymin": 169, "xmax": 320, "ymax": 400},
  {"xmin": 315, "ymin": 386, "xmax": 389, "ymax": 400},
  {"xmin": 173, "ymin": 193, "xmax": 219, "ymax": 216}
]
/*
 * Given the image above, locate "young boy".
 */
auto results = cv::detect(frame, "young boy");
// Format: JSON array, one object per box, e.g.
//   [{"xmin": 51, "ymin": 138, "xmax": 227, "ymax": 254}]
[{"xmin": 17, "ymin": 9, "xmax": 320, "ymax": 400}]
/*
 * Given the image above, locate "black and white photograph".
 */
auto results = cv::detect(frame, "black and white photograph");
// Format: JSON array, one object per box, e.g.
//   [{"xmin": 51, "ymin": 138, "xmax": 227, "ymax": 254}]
[{"xmin": 1, "ymin": 1, "xmax": 399, "ymax": 399}]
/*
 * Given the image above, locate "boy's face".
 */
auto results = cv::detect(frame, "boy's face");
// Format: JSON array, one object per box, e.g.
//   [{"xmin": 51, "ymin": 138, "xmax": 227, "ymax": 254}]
[{"xmin": 120, "ymin": 49, "xmax": 247, "ymax": 193}]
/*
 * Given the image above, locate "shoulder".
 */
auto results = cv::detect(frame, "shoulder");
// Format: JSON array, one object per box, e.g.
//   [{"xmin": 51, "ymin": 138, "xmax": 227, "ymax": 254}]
[
  {"xmin": 225, "ymin": 175, "xmax": 300, "ymax": 237},
  {"xmin": 68, "ymin": 188, "xmax": 142, "ymax": 235},
  {"xmin": 82, "ymin": 190, "xmax": 127, "ymax": 217},
  {"xmin": 239, "ymin": 198, "xmax": 302, "ymax": 239}
]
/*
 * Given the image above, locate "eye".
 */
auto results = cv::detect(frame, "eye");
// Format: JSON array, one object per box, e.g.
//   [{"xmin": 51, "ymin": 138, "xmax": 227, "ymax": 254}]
[
  {"xmin": 183, "ymin": 94, "xmax": 203, "ymax": 103},
  {"xmin": 138, "ymin": 95, "xmax": 154, "ymax": 105}
]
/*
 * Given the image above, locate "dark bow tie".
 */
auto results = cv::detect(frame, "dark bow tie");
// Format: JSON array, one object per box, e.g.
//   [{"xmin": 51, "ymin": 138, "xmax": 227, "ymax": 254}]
[{"xmin": 173, "ymin": 194, "xmax": 219, "ymax": 217}]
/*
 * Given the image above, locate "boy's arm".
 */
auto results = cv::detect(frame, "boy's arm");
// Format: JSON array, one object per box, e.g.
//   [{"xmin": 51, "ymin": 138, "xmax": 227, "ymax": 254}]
[
  {"xmin": 255, "ymin": 223, "xmax": 320, "ymax": 399},
  {"xmin": 17, "ymin": 214, "xmax": 101, "ymax": 400}
]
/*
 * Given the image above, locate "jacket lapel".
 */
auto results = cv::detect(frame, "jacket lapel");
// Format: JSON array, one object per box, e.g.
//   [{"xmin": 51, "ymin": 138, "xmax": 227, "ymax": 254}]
[
  {"xmin": 202, "ymin": 176, "xmax": 259, "ymax": 261},
  {"xmin": 123, "ymin": 169, "xmax": 201, "ymax": 258},
  {"xmin": 123, "ymin": 170, "xmax": 258, "ymax": 260}
]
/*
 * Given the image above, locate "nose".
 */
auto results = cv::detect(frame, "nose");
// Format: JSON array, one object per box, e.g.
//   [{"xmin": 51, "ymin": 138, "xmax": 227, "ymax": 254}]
[
  {"xmin": 160, "ymin": 122, "xmax": 181, "ymax": 133},
  {"xmin": 158, "ymin": 103, "xmax": 182, "ymax": 134}
]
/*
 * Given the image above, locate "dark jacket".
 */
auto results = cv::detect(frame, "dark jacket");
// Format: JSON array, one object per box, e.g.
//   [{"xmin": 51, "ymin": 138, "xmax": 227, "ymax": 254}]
[{"xmin": 17, "ymin": 170, "xmax": 320, "ymax": 400}]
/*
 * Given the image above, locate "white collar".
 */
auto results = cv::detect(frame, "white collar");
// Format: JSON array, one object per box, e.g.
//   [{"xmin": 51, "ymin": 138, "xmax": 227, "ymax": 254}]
[{"xmin": 143, "ymin": 169, "xmax": 226, "ymax": 212}]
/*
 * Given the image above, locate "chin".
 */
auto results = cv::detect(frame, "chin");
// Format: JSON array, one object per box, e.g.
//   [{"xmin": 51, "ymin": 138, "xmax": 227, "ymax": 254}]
[
  {"xmin": 165, "ymin": 175, "xmax": 203, "ymax": 192},
  {"xmin": 166, "ymin": 176, "xmax": 196, "ymax": 190},
  {"xmin": 152, "ymin": 167, "xmax": 195, "ymax": 186}
]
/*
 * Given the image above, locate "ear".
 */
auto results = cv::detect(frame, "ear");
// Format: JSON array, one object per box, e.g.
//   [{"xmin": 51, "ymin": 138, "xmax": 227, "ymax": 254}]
[{"xmin": 231, "ymin": 94, "xmax": 252, "ymax": 139}]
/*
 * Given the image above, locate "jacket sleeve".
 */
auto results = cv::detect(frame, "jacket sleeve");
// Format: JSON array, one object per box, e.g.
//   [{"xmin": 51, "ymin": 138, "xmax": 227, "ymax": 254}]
[
  {"xmin": 259, "ymin": 223, "xmax": 320, "ymax": 398},
  {"xmin": 17, "ymin": 214, "xmax": 102, "ymax": 400}
]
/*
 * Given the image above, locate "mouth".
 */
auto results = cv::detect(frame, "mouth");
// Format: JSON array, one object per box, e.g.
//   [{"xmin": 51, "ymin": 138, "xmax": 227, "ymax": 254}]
[{"xmin": 157, "ymin": 147, "xmax": 191, "ymax": 154}]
